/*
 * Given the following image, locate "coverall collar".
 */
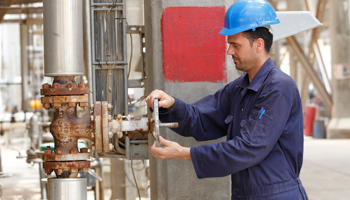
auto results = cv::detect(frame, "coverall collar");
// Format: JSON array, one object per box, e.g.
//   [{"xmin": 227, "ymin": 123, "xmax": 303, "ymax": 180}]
[{"xmin": 238, "ymin": 57, "xmax": 274, "ymax": 92}]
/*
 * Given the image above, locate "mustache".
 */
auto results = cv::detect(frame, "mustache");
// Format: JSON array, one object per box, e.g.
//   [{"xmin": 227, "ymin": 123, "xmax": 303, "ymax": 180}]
[{"xmin": 232, "ymin": 56, "xmax": 239, "ymax": 60}]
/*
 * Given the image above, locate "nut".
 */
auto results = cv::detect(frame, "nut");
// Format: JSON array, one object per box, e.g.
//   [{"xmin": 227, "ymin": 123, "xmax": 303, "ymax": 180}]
[
  {"xmin": 78, "ymin": 82, "xmax": 86, "ymax": 88},
  {"xmin": 53, "ymin": 102, "xmax": 61, "ymax": 109},
  {"xmin": 108, "ymin": 132, "xmax": 114, "ymax": 139},
  {"xmin": 71, "ymin": 168, "xmax": 79, "ymax": 173},
  {"xmin": 117, "ymin": 131, "xmax": 123, "ymax": 138},
  {"xmin": 43, "ymin": 103, "xmax": 51, "ymax": 110},
  {"xmin": 44, "ymin": 146, "xmax": 52, "ymax": 154},
  {"xmin": 81, "ymin": 168, "xmax": 88, "ymax": 174},
  {"xmin": 109, "ymin": 143, "xmax": 114, "ymax": 151},
  {"xmin": 90, "ymin": 115, "xmax": 94, "ymax": 122},
  {"xmin": 107, "ymin": 104, "xmax": 113, "ymax": 111},
  {"xmin": 108, "ymin": 115, "xmax": 112, "ymax": 122},
  {"xmin": 45, "ymin": 169, "xmax": 53, "ymax": 175},
  {"xmin": 56, "ymin": 169, "xmax": 63, "ymax": 176},
  {"xmin": 67, "ymin": 82, "xmax": 76, "ymax": 88},
  {"xmin": 90, "ymin": 104, "xmax": 94, "ymax": 111},
  {"xmin": 91, "ymin": 132, "xmax": 95, "ymax": 138},
  {"xmin": 79, "ymin": 102, "xmax": 87, "ymax": 107},
  {"xmin": 91, "ymin": 145, "xmax": 96, "ymax": 151},
  {"xmin": 42, "ymin": 83, "xmax": 51, "ymax": 89},
  {"xmin": 68, "ymin": 102, "xmax": 76, "ymax": 108},
  {"xmin": 80, "ymin": 148, "xmax": 88, "ymax": 153},
  {"xmin": 52, "ymin": 83, "xmax": 60, "ymax": 89},
  {"xmin": 55, "ymin": 148, "xmax": 62, "ymax": 155},
  {"xmin": 69, "ymin": 148, "xmax": 78, "ymax": 154}
]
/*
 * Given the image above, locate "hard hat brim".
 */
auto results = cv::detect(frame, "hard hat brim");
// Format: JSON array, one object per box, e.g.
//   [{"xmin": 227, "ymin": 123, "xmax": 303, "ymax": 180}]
[{"xmin": 219, "ymin": 19, "xmax": 280, "ymax": 36}]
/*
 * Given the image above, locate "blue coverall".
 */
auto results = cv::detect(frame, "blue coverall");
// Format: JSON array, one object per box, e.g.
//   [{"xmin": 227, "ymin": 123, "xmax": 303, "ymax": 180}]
[{"xmin": 159, "ymin": 58, "xmax": 308, "ymax": 199}]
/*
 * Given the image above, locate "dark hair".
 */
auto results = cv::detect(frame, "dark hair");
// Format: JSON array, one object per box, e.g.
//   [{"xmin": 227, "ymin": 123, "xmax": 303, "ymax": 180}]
[{"xmin": 243, "ymin": 27, "xmax": 273, "ymax": 53}]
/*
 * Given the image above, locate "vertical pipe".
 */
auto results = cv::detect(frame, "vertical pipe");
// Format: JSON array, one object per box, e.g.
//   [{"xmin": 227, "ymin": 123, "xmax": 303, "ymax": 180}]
[
  {"xmin": 43, "ymin": 0, "xmax": 84, "ymax": 76},
  {"xmin": 47, "ymin": 178, "xmax": 87, "ymax": 200},
  {"xmin": 83, "ymin": 0, "xmax": 93, "ymax": 103}
]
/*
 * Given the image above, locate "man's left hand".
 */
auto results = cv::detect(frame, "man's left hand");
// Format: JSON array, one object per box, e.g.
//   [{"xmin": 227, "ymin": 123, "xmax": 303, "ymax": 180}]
[{"xmin": 150, "ymin": 136, "xmax": 191, "ymax": 160}]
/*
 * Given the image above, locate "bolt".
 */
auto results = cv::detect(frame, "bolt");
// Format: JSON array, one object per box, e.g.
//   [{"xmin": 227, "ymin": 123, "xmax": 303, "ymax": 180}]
[
  {"xmin": 80, "ymin": 148, "xmax": 88, "ymax": 153},
  {"xmin": 108, "ymin": 115, "xmax": 112, "ymax": 122},
  {"xmin": 69, "ymin": 148, "xmax": 78, "ymax": 154},
  {"xmin": 44, "ymin": 146, "xmax": 52, "ymax": 154},
  {"xmin": 55, "ymin": 148, "xmax": 62, "ymax": 155},
  {"xmin": 42, "ymin": 83, "xmax": 51, "ymax": 89},
  {"xmin": 92, "ymin": 145, "xmax": 96, "ymax": 151},
  {"xmin": 52, "ymin": 83, "xmax": 60, "ymax": 89},
  {"xmin": 108, "ymin": 132, "xmax": 114, "ymax": 139},
  {"xmin": 53, "ymin": 102, "xmax": 61, "ymax": 109},
  {"xmin": 79, "ymin": 102, "xmax": 87, "ymax": 108},
  {"xmin": 107, "ymin": 103, "xmax": 113, "ymax": 111},
  {"xmin": 56, "ymin": 169, "xmax": 63, "ymax": 176},
  {"xmin": 67, "ymin": 82, "xmax": 76, "ymax": 88},
  {"xmin": 90, "ymin": 104, "xmax": 94, "ymax": 111},
  {"xmin": 78, "ymin": 82, "xmax": 86, "ymax": 88},
  {"xmin": 90, "ymin": 115, "xmax": 94, "ymax": 122},
  {"xmin": 81, "ymin": 168, "xmax": 88, "ymax": 174},
  {"xmin": 109, "ymin": 143, "xmax": 114, "ymax": 151},
  {"xmin": 68, "ymin": 102, "xmax": 76, "ymax": 108},
  {"xmin": 43, "ymin": 103, "xmax": 51, "ymax": 110}
]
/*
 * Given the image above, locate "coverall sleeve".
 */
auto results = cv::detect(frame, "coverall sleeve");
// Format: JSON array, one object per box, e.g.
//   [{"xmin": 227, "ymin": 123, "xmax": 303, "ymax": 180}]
[
  {"xmin": 159, "ymin": 86, "xmax": 231, "ymax": 141},
  {"xmin": 190, "ymin": 90, "xmax": 293, "ymax": 178}
]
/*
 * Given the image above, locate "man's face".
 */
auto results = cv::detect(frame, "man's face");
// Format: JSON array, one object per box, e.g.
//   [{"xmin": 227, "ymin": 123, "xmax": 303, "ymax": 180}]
[{"xmin": 226, "ymin": 32, "xmax": 257, "ymax": 72}]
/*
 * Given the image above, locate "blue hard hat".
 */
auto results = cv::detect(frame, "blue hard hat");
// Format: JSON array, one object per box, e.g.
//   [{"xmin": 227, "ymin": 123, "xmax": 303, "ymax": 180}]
[{"xmin": 219, "ymin": 0, "xmax": 280, "ymax": 36}]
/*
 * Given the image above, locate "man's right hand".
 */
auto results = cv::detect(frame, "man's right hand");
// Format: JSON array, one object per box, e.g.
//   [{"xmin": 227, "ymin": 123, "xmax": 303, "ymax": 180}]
[{"xmin": 145, "ymin": 89, "xmax": 175, "ymax": 110}]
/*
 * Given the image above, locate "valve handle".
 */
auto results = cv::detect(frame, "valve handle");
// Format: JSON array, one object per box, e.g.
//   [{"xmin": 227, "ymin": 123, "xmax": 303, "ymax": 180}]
[{"xmin": 152, "ymin": 99, "xmax": 179, "ymax": 147}]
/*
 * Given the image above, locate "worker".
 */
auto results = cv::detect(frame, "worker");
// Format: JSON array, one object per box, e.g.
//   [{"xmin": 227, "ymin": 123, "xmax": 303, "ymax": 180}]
[{"xmin": 145, "ymin": 0, "xmax": 308, "ymax": 199}]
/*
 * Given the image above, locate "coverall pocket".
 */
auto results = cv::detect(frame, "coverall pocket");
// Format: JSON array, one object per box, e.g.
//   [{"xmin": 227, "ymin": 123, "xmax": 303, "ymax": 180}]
[{"xmin": 240, "ymin": 114, "xmax": 273, "ymax": 144}]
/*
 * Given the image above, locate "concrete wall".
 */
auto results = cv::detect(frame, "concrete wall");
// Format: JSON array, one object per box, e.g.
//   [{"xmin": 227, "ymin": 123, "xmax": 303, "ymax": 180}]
[
  {"xmin": 328, "ymin": 0, "xmax": 350, "ymax": 138},
  {"xmin": 145, "ymin": 0, "xmax": 236, "ymax": 199}
]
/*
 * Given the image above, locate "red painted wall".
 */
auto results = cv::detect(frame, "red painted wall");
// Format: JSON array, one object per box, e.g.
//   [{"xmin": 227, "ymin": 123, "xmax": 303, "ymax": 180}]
[{"xmin": 161, "ymin": 7, "xmax": 226, "ymax": 83}]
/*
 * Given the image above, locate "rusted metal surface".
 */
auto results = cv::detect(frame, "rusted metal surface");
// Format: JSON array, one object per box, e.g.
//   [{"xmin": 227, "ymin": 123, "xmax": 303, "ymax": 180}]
[
  {"xmin": 102, "ymin": 101, "xmax": 110, "ymax": 152},
  {"xmin": 94, "ymin": 101, "xmax": 102, "ymax": 153},
  {"xmin": 41, "ymin": 88, "xmax": 89, "ymax": 96},
  {"xmin": 41, "ymin": 75, "xmax": 116, "ymax": 178},
  {"xmin": 43, "ymin": 152, "xmax": 90, "ymax": 162},
  {"xmin": 41, "ymin": 95, "xmax": 88, "ymax": 104},
  {"xmin": 43, "ymin": 161, "xmax": 90, "ymax": 177},
  {"xmin": 50, "ymin": 109, "xmax": 94, "ymax": 154}
]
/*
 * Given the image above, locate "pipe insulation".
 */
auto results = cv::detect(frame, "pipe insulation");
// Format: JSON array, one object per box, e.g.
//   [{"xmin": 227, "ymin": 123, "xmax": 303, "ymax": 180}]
[{"xmin": 43, "ymin": 0, "xmax": 84, "ymax": 76}]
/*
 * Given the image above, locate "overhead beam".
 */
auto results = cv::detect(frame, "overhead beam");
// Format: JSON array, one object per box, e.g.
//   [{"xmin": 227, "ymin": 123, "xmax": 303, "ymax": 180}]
[{"xmin": 267, "ymin": 0, "xmax": 332, "ymax": 108}]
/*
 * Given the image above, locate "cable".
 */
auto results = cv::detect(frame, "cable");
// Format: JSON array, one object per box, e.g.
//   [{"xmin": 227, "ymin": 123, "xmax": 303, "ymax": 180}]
[
  {"xmin": 126, "ymin": 21, "xmax": 133, "ymax": 79},
  {"xmin": 130, "ymin": 147, "xmax": 141, "ymax": 200}
]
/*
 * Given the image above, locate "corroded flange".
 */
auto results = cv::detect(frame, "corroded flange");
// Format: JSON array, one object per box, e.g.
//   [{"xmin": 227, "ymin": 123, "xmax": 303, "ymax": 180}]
[{"xmin": 43, "ymin": 160, "xmax": 90, "ymax": 176}]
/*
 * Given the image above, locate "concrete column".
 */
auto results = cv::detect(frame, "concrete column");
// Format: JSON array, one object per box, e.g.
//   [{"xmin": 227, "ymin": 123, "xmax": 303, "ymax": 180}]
[
  {"xmin": 327, "ymin": 0, "xmax": 350, "ymax": 138},
  {"xmin": 145, "ymin": 0, "xmax": 235, "ymax": 199}
]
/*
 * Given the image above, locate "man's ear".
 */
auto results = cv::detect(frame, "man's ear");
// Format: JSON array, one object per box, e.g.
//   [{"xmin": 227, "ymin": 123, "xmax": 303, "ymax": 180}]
[{"xmin": 254, "ymin": 38, "xmax": 265, "ymax": 53}]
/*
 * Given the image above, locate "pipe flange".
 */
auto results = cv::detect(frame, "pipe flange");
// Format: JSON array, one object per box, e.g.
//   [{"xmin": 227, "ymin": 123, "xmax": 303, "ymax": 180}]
[
  {"xmin": 43, "ymin": 152, "xmax": 90, "ymax": 162},
  {"xmin": 41, "ymin": 88, "xmax": 89, "ymax": 96},
  {"xmin": 41, "ymin": 95, "xmax": 89, "ymax": 109},
  {"xmin": 43, "ymin": 161, "xmax": 90, "ymax": 176}
]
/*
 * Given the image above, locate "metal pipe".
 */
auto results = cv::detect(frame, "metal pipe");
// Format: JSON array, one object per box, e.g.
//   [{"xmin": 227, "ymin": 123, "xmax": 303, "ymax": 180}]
[
  {"xmin": 83, "ymin": 0, "xmax": 93, "ymax": 103},
  {"xmin": 43, "ymin": 0, "xmax": 84, "ymax": 76},
  {"xmin": 47, "ymin": 178, "xmax": 87, "ymax": 200}
]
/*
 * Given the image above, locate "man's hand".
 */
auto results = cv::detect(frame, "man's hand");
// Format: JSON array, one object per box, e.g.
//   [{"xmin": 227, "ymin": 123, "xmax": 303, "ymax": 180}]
[
  {"xmin": 150, "ymin": 136, "xmax": 191, "ymax": 160},
  {"xmin": 145, "ymin": 90, "xmax": 175, "ymax": 110}
]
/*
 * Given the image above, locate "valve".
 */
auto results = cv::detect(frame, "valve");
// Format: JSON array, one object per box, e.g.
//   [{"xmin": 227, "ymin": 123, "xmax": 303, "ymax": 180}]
[{"xmin": 152, "ymin": 99, "xmax": 178, "ymax": 147}]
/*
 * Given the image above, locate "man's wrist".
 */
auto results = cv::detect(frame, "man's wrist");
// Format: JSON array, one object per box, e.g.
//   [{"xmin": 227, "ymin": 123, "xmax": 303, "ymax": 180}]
[{"xmin": 180, "ymin": 147, "xmax": 191, "ymax": 160}]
